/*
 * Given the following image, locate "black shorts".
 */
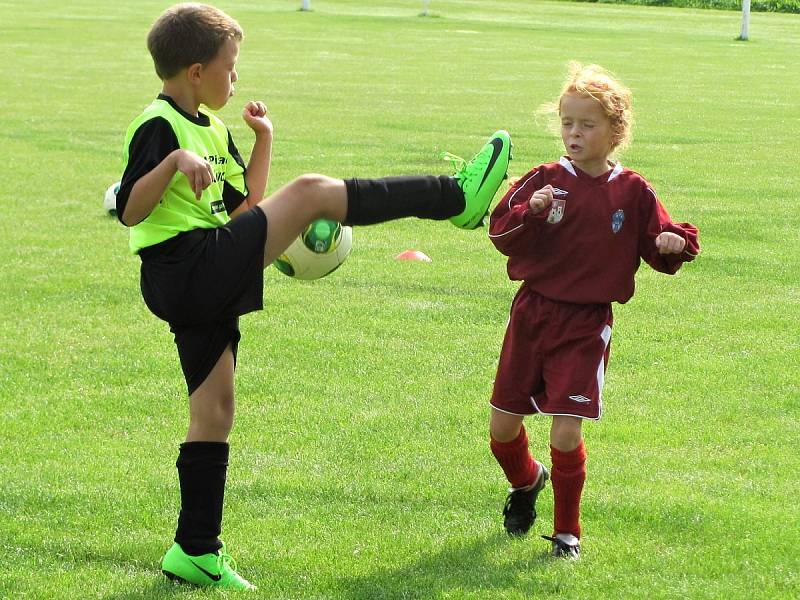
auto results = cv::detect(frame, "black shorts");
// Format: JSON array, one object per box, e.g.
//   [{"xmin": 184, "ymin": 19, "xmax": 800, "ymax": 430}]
[{"xmin": 139, "ymin": 206, "xmax": 268, "ymax": 395}]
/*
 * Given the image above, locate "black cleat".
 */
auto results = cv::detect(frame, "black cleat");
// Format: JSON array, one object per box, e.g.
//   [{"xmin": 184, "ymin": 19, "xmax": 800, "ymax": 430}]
[
  {"xmin": 502, "ymin": 462, "xmax": 549, "ymax": 536},
  {"xmin": 542, "ymin": 534, "xmax": 581, "ymax": 559}
]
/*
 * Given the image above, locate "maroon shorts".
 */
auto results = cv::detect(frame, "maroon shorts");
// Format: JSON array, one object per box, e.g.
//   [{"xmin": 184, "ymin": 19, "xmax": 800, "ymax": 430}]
[{"xmin": 491, "ymin": 285, "xmax": 613, "ymax": 420}]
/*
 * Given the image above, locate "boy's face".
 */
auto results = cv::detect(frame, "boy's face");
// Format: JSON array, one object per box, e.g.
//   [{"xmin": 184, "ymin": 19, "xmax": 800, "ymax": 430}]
[
  {"xmin": 198, "ymin": 37, "xmax": 240, "ymax": 111},
  {"xmin": 559, "ymin": 93, "xmax": 614, "ymax": 172}
]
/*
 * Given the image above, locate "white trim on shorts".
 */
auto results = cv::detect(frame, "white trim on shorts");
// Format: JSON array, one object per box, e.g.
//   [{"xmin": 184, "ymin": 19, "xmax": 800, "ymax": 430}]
[
  {"xmin": 489, "ymin": 404, "xmax": 532, "ymax": 417},
  {"xmin": 528, "ymin": 324, "xmax": 613, "ymax": 421}
]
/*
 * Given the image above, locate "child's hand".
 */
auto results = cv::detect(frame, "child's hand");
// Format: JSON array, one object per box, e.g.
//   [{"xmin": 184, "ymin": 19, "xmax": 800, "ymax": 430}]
[
  {"xmin": 242, "ymin": 101, "xmax": 273, "ymax": 136},
  {"xmin": 174, "ymin": 149, "xmax": 214, "ymax": 200},
  {"xmin": 529, "ymin": 185, "xmax": 554, "ymax": 214},
  {"xmin": 655, "ymin": 231, "xmax": 686, "ymax": 254}
]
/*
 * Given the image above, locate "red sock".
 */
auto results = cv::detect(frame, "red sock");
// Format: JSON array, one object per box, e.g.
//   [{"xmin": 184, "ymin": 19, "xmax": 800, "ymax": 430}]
[
  {"xmin": 490, "ymin": 426, "xmax": 539, "ymax": 489},
  {"xmin": 550, "ymin": 441, "xmax": 587, "ymax": 538}
]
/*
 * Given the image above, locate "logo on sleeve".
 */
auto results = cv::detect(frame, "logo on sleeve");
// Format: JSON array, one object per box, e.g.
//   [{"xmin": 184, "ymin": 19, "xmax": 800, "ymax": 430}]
[{"xmin": 611, "ymin": 209, "xmax": 625, "ymax": 233}]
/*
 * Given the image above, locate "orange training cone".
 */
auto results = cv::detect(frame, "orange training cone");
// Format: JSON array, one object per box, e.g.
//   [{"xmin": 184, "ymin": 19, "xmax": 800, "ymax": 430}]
[{"xmin": 394, "ymin": 249, "xmax": 432, "ymax": 262}]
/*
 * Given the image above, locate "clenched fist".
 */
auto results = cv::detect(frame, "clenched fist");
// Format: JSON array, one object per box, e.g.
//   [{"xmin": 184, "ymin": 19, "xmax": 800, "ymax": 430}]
[{"xmin": 530, "ymin": 184, "xmax": 554, "ymax": 214}]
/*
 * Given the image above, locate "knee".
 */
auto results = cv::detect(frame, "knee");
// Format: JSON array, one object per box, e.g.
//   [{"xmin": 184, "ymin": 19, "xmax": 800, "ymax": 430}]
[
  {"xmin": 214, "ymin": 394, "xmax": 235, "ymax": 430},
  {"xmin": 290, "ymin": 173, "xmax": 336, "ymax": 201},
  {"xmin": 190, "ymin": 393, "xmax": 235, "ymax": 434},
  {"xmin": 550, "ymin": 416, "xmax": 582, "ymax": 451},
  {"xmin": 282, "ymin": 174, "xmax": 337, "ymax": 220},
  {"xmin": 489, "ymin": 410, "xmax": 524, "ymax": 443},
  {"xmin": 219, "ymin": 398, "xmax": 235, "ymax": 428}
]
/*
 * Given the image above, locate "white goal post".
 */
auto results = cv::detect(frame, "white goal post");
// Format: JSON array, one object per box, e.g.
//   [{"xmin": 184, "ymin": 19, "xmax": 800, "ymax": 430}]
[
  {"xmin": 300, "ymin": 0, "xmax": 311, "ymax": 10},
  {"xmin": 739, "ymin": 0, "xmax": 751, "ymax": 40}
]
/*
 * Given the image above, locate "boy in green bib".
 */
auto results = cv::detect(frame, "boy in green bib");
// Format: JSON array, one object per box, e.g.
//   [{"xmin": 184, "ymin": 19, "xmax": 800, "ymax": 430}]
[{"xmin": 118, "ymin": 3, "xmax": 511, "ymax": 590}]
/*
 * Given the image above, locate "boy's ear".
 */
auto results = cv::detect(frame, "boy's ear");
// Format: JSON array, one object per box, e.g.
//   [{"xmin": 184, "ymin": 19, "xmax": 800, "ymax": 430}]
[{"xmin": 186, "ymin": 63, "xmax": 203, "ymax": 84}]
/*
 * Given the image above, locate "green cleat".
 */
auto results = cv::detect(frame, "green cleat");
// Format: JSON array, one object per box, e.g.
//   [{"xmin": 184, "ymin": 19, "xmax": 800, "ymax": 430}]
[
  {"xmin": 161, "ymin": 542, "xmax": 256, "ymax": 590},
  {"xmin": 443, "ymin": 130, "xmax": 512, "ymax": 229}
]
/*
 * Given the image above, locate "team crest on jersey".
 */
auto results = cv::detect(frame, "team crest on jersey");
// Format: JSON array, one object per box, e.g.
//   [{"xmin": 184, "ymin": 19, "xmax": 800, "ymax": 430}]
[
  {"xmin": 611, "ymin": 209, "xmax": 625, "ymax": 233},
  {"xmin": 547, "ymin": 198, "xmax": 566, "ymax": 224}
]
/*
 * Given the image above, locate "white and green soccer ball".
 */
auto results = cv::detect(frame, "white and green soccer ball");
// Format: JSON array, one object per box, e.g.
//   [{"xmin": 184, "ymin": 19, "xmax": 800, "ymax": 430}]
[
  {"xmin": 104, "ymin": 181, "xmax": 120, "ymax": 216},
  {"xmin": 274, "ymin": 219, "xmax": 352, "ymax": 280}
]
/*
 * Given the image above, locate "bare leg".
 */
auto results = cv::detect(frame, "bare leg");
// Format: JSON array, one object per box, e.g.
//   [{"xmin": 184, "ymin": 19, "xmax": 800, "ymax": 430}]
[
  {"xmin": 490, "ymin": 407, "xmax": 525, "ymax": 443},
  {"xmin": 173, "ymin": 345, "xmax": 236, "ymax": 557},
  {"xmin": 257, "ymin": 174, "xmax": 347, "ymax": 266},
  {"xmin": 550, "ymin": 415, "xmax": 582, "ymax": 451},
  {"xmin": 186, "ymin": 344, "xmax": 236, "ymax": 442}
]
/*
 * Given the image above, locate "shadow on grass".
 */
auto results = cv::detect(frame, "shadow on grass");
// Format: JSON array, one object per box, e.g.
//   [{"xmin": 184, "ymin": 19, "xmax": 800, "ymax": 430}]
[
  {"xmin": 91, "ymin": 533, "xmax": 559, "ymax": 598},
  {"xmin": 333, "ymin": 532, "xmax": 558, "ymax": 599},
  {"xmin": 103, "ymin": 581, "xmax": 184, "ymax": 600}
]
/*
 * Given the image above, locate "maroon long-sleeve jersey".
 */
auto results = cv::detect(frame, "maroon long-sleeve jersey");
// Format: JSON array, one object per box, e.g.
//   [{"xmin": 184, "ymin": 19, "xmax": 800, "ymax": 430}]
[{"xmin": 488, "ymin": 157, "xmax": 700, "ymax": 304}]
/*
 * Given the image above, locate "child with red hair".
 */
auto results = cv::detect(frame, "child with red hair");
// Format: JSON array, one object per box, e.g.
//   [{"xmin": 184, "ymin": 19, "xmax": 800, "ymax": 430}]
[{"xmin": 487, "ymin": 63, "xmax": 700, "ymax": 558}]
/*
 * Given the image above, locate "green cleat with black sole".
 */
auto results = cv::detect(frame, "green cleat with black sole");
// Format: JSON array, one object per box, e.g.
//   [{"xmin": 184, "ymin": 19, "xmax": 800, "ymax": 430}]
[{"xmin": 443, "ymin": 129, "xmax": 512, "ymax": 229}]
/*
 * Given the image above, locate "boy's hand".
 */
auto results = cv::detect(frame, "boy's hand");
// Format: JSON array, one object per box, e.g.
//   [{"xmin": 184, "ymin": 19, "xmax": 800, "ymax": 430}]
[
  {"xmin": 529, "ymin": 185, "xmax": 554, "ymax": 214},
  {"xmin": 242, "ymin": 101, "xmax": 273, "ymax": 136},
  {"xmin": 655, "ymin": 231, "xmax": 686, "ymax": 254},
  {"xmin": 174, "ymin": 149, "xmax": 214, "ymax": 200}
]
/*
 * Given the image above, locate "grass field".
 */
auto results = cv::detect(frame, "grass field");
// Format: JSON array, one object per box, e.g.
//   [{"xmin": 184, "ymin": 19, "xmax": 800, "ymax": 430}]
[{"xmin": 1, "ymin": 1, "xmax": 798, "ymax": 598}]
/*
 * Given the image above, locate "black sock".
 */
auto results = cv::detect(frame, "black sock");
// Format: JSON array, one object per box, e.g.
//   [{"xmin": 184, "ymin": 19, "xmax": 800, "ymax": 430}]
[
  {"xmin": 343, "ymin": 175, "xmax": 465, "ymax": 225},
  {"xmin": 174, "ymin": 441, "xmax": 229, "ymax": 556}
]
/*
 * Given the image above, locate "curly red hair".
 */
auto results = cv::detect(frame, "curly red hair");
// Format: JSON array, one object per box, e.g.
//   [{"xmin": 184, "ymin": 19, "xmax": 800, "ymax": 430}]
[{"xmin": 559, "ymin": 62, "xmax": 633, "ymax": 151}]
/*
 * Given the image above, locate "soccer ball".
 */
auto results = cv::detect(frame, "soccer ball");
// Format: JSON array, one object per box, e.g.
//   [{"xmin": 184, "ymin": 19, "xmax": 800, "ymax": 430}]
[
  {"xmin": 274, "ymin": 219, "xmax": 353, "ymax": 280},
  {"xmin": 104, "ymin": 181, "xmax": 120, "ymax": 216}
]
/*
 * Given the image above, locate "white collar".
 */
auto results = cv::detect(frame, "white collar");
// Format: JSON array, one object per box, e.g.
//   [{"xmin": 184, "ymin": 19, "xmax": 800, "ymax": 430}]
[{"xmin": 560, "ymin": 156, "xmax": 623, "ymax": 182}]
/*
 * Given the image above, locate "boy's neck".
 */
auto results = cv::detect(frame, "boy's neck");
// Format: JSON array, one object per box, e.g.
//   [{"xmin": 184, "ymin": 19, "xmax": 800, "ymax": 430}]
[{"xmin": 160, "ymin": 82, "xmax": 200, "ymax": 117}]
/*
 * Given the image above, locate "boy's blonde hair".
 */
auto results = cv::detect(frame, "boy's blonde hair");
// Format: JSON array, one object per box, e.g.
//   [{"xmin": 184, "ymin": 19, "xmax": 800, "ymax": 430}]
[
  {"xmin": 147, "ymin": 3, "xmax": 244, "ymax": 80},
  {"xmin": 540, "ymin": 62, "xmax": 633, "ymax": 151}
]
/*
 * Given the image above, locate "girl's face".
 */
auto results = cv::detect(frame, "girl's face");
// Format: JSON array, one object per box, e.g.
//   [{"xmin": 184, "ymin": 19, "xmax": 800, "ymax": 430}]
[
  {"xmin": 198, "ymin": 37, "xmax": 240, "ymax": 110},
  {"xmin": 559, "ymin": 92, "xmax": 614, "ymax": 176}
]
